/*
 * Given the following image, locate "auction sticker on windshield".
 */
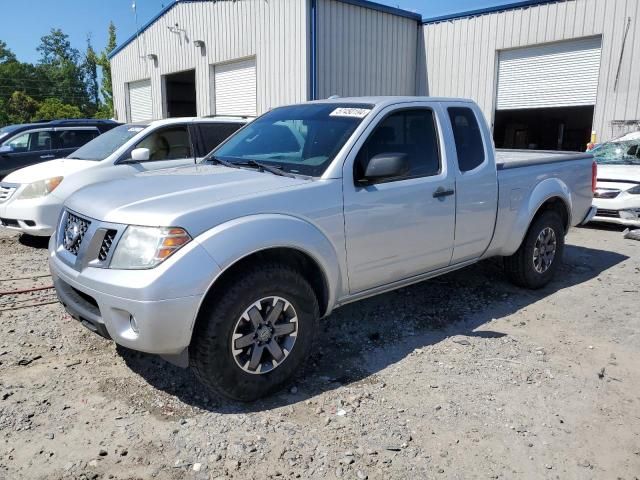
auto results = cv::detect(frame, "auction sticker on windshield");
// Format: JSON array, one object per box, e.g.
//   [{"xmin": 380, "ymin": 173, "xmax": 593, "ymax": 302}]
[
  {"xmin": 128, "ymin": 127, "xmax": 145, "ymax": 132},
  {"xmin": 330, "ymin": 107, "xmax": 371, "ymax": 119}
]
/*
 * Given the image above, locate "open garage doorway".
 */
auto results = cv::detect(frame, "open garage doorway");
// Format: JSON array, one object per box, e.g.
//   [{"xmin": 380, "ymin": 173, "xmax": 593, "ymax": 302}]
[
  {"xmin": 164, "ymin": 70, "xmax": 197, "ymax": 118},
  {"xmin": 494, "ymin": 106, "xmax": 594, "ymax": 151}
]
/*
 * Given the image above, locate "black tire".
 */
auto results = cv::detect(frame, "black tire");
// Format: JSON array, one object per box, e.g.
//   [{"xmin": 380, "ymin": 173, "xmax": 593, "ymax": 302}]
[
  {"xmin": 190, "ymin": 263, "xmax": 319, "ymax": 401},
  {"xmin": 504, "ymin": 210, "xmax": 565, "ymax": 289}
]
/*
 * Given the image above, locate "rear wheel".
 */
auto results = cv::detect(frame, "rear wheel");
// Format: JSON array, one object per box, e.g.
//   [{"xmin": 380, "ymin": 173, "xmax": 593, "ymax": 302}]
[
  {"xmin": 504, "ymin": 210, "xmax": 565, "ymax": 289},
  {"xmin": 190, "ymin": 264, "xmax": 319, "ymax": 401}
]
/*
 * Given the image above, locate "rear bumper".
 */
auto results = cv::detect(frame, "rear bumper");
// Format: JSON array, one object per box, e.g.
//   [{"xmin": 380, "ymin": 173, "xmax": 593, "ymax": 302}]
[{"xmin": 580, "ymin": 206, "xmax": 597, "ymax": 225}]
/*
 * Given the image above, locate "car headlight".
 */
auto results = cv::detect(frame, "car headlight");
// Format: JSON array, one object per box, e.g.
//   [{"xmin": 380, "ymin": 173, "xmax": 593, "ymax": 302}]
[
  {"xmin": 628, "ymin": 185, "xmax": 640, "ymax": 194},
  {"xmin": 110, "ymin": 226, "xmax": 191, "ymax": 269},
  {"xmin": 17, "ymin": 177, "xmax": 64, "ymax": 200}
]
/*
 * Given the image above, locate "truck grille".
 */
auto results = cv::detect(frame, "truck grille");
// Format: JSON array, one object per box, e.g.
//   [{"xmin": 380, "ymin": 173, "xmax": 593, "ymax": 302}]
[
  {"xmin": 0, "ymin": 184, "xmax": 17, "ymax": 203},
  {"xmin": 98, "ymin": 230, "xmax": 117, "ymax": 261},
  {"xmin": 62, "ymin": 212, "xmax": 91, "ymax": 256},
  {"xmin": 595, "ymin": 209, "xmax": 620, "ymax": 218}
]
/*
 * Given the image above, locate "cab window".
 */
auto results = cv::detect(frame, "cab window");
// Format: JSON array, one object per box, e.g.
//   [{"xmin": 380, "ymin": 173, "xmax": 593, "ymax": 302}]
[
  {"xmin": 355, "ymin": 109, "xmax": 441, "ymax": 182},
  {"xmin": 448, "ymin": 107, "xmax": 485, "ymax": 172}
]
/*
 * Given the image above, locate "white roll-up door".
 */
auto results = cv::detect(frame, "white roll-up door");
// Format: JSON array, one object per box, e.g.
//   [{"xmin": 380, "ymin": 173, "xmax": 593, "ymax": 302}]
[
  {"xmin": 128, "ymin": 79, "xmax": 153, "ymax": 122},
  {"xmin": 214, "ymin": 58, "xmax": 257, "ymax": 116},
  {"xmin": 497, "ymin": 37, "xmax": 602, "ymax": 110}
]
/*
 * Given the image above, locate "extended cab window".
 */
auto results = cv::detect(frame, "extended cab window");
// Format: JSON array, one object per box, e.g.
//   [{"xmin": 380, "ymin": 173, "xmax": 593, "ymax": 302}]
[
  {"xmin": 448, "ymin": 107, "xmax": 485, "ymax": 172},
  {"xmin": 135, "ymin": 126, "xmax": 192, "ymax": 161},
  {"xmin": 356, "ymin": 109, "xmax": 441, "ymax": 181},
  {"xmin": 198, "ymin": 123, "xmax": 243, "ymax": 155}
]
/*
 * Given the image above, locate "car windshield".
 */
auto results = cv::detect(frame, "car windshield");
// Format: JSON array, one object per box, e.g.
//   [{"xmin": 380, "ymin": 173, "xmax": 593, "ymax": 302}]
[
  {"xmin": 592, "ymin": 138, "xmax": 640, "ymax": 165},
  {"xmin": 210, "ymin": 103, "xmax": 373, "ymax": 176},
  {"xmin": 0, "ymin": 124, "xmax": 26, "ymax": 143},
  {"xmin": 66, "ymin": 124, "xmax": 148, "ymax": 161}
]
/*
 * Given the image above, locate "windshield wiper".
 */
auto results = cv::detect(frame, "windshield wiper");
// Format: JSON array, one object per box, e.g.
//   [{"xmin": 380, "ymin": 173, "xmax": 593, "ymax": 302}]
[
  {"xmin": 239, "ymin": 160, "xmax": 296, "ymax": 178},
  {"xmin": 208, "ymin": 155, "xmax": 240, "ymax": 169}
]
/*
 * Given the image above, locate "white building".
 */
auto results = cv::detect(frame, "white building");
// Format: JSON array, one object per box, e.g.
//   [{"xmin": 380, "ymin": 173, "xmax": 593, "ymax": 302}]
[{"xmin": 110, "ymin": 0, "xmax": 640, "ymax": 148}]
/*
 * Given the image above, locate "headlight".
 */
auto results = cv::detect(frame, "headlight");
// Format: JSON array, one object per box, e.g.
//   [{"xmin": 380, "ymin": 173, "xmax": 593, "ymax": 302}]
[
  {"xmin": 17, "ymin": 177, "xmax": 64, "ymax": 200},
  {"xmin": 110, "ymin": 226, "xmax": 191, "ymax": 269},
  {"xmin": 628, "ymin": 185, "xmax": 640, "ymax": 194}
]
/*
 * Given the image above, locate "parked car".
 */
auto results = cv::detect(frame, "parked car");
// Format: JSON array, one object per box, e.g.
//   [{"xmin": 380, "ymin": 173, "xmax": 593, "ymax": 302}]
[
  {"xmin": 0, "ymin": 119, "xmax": 119, "ymax": 180},
  {"xmin": 589, "ymin": 131, "xmax": 640, "ymax": 227},
  {"xmin": 49, "ymin": 97, "xmax": 596, "ymax": 401},
  {"xmin": 0, "ymin": 117, "xmax": 247, "ymax": 236}
]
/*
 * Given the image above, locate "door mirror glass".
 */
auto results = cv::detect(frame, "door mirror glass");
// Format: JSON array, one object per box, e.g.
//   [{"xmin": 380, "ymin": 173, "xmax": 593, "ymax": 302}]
[
  {"xmin": 0, "ymin": 145, "xmax": 13, "ymax": 154},
  {"xmin": 361, "ymin": 153, "xmax": 409, "ymax": 183},
  {"xmin": 130, "ymin": 147, "xmax": 151, "ymax": 162}
]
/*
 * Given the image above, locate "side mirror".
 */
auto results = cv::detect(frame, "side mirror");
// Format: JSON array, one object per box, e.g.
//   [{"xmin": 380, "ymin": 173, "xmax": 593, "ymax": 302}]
[
  {"xmin": 129, "ymin": 147, "xmax": 151, "ymax": 162},
  {"xmin": 360, "ymin": 153, "xmax": 409, "ymax": 183},
  {"xmin": 0, "ymin": 145, "xmax": 13, "ymax": 154}
]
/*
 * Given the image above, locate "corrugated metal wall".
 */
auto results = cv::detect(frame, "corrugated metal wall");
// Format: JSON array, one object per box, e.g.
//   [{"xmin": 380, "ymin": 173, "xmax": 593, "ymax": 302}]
[
  {"xmin": 419, "ymin": 0, "xmax": 640, "ymax": 142},
  {"xmin": 316, "ymin": 0, "xmax": 418, "ymax": 99},
  {"xmin": 111, "ymin": 0, "xmax": 309, "ymax": 122}
]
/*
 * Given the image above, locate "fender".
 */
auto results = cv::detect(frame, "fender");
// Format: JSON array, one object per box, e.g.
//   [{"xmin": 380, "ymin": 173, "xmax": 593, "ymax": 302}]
[
  {"xmin": 193, "ymin": 213, "xmax": 344, "ymax": 315},
  {"xmin": 497, "ymin": 177, "xmax": 572, "ymax": 257}
]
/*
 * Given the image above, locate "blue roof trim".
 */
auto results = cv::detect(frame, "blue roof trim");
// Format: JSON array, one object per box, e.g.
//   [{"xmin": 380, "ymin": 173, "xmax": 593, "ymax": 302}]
[
  {"xmin": 336, "ymin": 0, "xmax": 421, "ymax": 21},
  {"xmin": 108, "ymin": 0, "xmax": 422, "ymax": 59},
  {"xmin": 422, "ymin": 0, "xmax": 563, "ymax": 24},
  {"xmin": 108, "ymin": 1, "xmax": 180, "ymax": 59}
]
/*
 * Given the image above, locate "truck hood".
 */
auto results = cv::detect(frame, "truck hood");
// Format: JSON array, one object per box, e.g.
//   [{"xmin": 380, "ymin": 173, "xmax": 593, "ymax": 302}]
[
  {"xmin": 65, "ymin": 164, "xmax": 311, "ymax": 228},
  {"xmin": 2, "ymin": 158, "xmax": 97, "ymax": 184},
  {"xmin": 597, "ymin": 164, "xmax": 640, "ymax": 183}
]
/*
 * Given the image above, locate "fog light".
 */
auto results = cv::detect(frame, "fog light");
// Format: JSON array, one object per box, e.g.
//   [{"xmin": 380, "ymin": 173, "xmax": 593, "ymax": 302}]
[{"xmin": 129, "ymin": 314, "xmax": 139, "ymax": 334}]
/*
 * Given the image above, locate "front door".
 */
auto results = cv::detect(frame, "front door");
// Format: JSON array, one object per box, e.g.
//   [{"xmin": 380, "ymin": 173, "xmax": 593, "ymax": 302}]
[
  {"xmin": 0, "ymin": 129, "xmax": 55, "ymax": 177},
  {"xmin": 343, "ymin": 105, "xmax": 456, "ymax": 293}
]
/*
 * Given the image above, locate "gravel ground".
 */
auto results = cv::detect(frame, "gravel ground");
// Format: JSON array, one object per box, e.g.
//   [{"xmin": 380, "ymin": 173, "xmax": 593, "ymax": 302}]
[{"xmin": 0, "ymin": 225, "xmax": 639, "ymax": 480}]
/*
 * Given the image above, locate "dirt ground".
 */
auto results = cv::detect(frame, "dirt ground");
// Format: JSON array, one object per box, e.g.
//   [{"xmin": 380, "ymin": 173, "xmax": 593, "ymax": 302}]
[{"xmin": 0, "ymin": 225, "xmax": 638, "ymax": 480}]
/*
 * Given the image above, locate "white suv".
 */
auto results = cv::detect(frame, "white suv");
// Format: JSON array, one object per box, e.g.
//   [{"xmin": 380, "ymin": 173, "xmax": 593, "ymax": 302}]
[{"xmin": 0, "ymin": 117, "xmax": 246, "ymax": 236}]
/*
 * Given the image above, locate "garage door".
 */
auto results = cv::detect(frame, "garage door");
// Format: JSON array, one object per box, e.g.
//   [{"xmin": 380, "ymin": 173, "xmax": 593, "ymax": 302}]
[
  {"xmin": 497, "ymin": 37, "xmax": 602, "ymax": 110},
  {"xmin": 128, "ymin": 79, "xmax": 153, "ymax": 122},
  {"xmin": 214, "ymin": 58, "xmax": 257, "ymax": 116}
]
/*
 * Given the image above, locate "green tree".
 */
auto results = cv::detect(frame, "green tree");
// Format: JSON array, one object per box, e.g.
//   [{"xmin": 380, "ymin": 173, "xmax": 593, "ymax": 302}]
[
  {"xmin": 83, "ymin": 35, "xmax": 100, "ymax": 112},
  {"xmin": 97, "ymin": 22, "xmax": 117, "ymax": 117},
  {"xmin": 0, "ymin": 40, "xmax": 16, "ymax": 64},
  {"xmin": 37, "ymin": 29, "xmax": 89, "ymax": 112},
  {"xmin": 6, "ymin": 91, "xmax": 40, "ymax": 124},
  {"xmin": 35, "ymin": 98, "xmax": 82, "ymax": 120}
]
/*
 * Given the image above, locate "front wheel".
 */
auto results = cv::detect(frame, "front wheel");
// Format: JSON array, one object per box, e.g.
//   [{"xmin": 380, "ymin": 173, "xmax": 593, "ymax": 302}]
[
  {"xmin": 190, "ymin": 264, "xmax": 319, "ymax": 401},
  {"xmin": 504, "ymin": 210, "xmax": 565, "ymax": 289}
]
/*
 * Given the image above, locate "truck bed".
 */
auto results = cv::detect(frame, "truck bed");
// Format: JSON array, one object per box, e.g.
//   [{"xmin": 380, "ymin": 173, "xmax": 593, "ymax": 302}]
[{"xmin": 496, "ymin": 149, "xmax": 593, "ymax": 170}]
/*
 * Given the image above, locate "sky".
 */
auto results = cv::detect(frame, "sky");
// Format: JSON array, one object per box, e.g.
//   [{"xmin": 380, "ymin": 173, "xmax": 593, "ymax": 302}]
[{"xmin": 1, "ymin": 0, "xmax": 518, "ymax": 63}]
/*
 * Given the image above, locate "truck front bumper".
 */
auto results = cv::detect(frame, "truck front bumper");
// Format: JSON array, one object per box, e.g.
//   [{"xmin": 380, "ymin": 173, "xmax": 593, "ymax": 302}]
[{"xmin": 49, "ymin": 239, "xmax": 221, "ymax": 357}]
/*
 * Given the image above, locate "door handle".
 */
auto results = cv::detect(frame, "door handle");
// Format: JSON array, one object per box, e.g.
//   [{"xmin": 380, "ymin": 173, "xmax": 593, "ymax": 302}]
[
  {"xmin": 433, "ymin": 187, "xmax": 455, "ymax": 198},
  {"xmin": 40, "ymin": 154, "xmax": 55, "ymax": 159}
]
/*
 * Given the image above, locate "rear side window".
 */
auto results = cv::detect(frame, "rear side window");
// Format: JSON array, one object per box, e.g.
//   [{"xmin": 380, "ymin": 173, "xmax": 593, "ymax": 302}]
[
  {"xmin": 198, "ymin": 123, "xmax": 243, "ymax": 154},
  {"xmin": 356, "ymin": 109, "xmax": 441, "ymax": 181},
  {"xmin": 57, "ymin": 129, "xmax": 99, "ymax": 149},
  {"xmin": 448, "ymin": 107, "xmax": 485, "ymax": 172}
]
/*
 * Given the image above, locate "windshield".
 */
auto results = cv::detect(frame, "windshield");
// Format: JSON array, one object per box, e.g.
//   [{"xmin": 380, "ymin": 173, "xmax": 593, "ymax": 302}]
[
  {"xmin": 592, "ymin": 138, "xmax": 640, "ymax": 165},
  {"xmin": 211, "ymin": 103, "xmax": 373, "ymax": 176},
  {"xmin": 67, "ymin": 124, "xmax": 147, "ymax": 161},
  {"xmin": 0, "ymin": 124, "xmax": 25, "ymax": 143}
]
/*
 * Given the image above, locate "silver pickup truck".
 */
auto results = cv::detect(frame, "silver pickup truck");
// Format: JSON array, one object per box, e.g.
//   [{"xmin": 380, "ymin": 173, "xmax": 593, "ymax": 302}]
[{"xmin": 49, "ymin": 97, "xmax": 597, "ymax": 401}]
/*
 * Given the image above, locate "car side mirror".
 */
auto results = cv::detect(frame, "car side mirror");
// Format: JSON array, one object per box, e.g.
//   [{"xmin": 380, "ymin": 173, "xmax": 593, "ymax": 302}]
[
  {"xmin": 360, "ymin": 153, "xmax": 409, "ymax": 183},
  {"xmin": 129, "ymin": 147, "xmax": 150, "ymax": 162},
  {"xmin": 0, "ymin": 145, "xmax": 13, "ymax": 154}
]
